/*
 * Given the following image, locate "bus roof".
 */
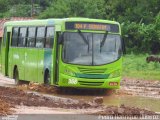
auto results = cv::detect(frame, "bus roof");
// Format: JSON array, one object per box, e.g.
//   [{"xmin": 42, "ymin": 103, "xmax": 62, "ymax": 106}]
[{"xmin": 4, "ymin": 18, "xmax": 120, "ymax": 26}]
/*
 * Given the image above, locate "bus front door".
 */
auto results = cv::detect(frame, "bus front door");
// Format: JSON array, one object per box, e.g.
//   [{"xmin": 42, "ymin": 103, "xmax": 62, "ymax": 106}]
[{"xmin": 1, "ymin": 27, "xmax": 11, "ymax": 76}]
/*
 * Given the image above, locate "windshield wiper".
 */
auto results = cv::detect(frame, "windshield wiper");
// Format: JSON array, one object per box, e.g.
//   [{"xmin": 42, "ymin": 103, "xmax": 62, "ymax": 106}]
[
  {"xmin": 77, "ymin": 29, "xmax": 89, "ymax": 45},
  {"xmin": 78, "ymin": 29, "xmax": 89, "ymax": 52},
  {"xmin": 100, "ymin": 31, "xmax": 108, "ymax": 52}
]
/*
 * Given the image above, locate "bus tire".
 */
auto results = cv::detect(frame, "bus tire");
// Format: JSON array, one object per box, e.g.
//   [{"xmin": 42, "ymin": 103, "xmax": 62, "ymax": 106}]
[
  {"xmin": 44, "ymin": 70, "xmax": 50, "ymax": 85},
  {"xmin": 13, "ymin": 68, "xmax": 19, "ymax": 85}
]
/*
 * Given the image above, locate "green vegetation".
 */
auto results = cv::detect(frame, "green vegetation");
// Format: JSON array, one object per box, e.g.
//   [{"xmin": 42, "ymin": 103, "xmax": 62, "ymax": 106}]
[
  {"xmin": 0, "ymin": 0, "xmax": 52, "ymax": 17},
  {"xmin": 123, "ymin": 54, "xmax": 160, "ymax": 80},
  {"xmin": 0, "ymin": 0, "xmax": 160, "ymax": 54}
]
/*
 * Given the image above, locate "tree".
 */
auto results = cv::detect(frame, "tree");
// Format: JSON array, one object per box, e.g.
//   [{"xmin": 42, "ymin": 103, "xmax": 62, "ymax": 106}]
[
  {"xmin": 0, "ymin": 0, "xmax": 9, "ymax": 17},
  {"xmin": 39, "ymin": 0, "xmax": 106, "ymax": 19}
]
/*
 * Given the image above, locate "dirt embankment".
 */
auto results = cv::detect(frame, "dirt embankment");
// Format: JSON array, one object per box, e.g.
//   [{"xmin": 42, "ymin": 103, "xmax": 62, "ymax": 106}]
[
  {"xmin": 121, "ymin": 77, "xmax": 160, "ymax": 88},
  {"xmin": 0, "ymin": 99, "xmax": 14, "ymax": 116},
  {"xmin": 91, "ymin": 104, "xmax": 155, "ymax": 115},
  {"xmin": 0, "ymin": 86, "xmax": 156, "ymax": 115},
  {"xmin": 0, "ymin": 86, "xmax": 101, "ymax": 109}
]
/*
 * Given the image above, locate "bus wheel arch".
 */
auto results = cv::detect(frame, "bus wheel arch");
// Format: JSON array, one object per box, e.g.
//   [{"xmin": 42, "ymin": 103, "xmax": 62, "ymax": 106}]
[
  {"xmin": 13, "ymin": 65, "xmax": 19, "ymax": 85},
  {"xmin": 44, "ymin": 69, "xmax": 50, "ymax": 85}
]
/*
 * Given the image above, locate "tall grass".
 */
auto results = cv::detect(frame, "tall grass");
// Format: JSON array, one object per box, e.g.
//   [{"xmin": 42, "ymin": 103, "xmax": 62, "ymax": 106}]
[{"xmin": 123, "ymin": 54, "xmax": 160, "ymax": 80}]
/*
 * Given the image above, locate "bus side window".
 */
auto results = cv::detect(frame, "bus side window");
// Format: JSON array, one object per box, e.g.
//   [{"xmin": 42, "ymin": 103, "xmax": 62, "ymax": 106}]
[
  {"xmin": 27, "ymin": 27, "xmax": 36, "ymax": 47},
  {"xmin": 3, "ymin": 27, "xmax": 7, "ymax": 46},
  {"xmin": 45, "ymin": 27, "xmax": 54, "ymax": 48},
  {"xmin": 36, "ymin": 27, "xmax": 45, "ymax": 48},
  {"xmin": 18, "ymin": 27, "xmax": 27, "ymax": 47},
  {"xmin": 11, "ymin": 27, "xmax": 19, "ymax": 47}
]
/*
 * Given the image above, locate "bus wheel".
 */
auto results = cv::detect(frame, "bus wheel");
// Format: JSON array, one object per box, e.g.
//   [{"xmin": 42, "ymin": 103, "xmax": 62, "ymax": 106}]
[
  {"xmin": 44, "ymin": 70, "xmax": 50, "ymax": 85},
  {"xmin": 14, "ymin": 68, "xmax": 19, "ymax": 85}
]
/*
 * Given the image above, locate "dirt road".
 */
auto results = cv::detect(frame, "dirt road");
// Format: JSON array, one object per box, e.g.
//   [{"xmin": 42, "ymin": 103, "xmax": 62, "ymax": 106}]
[{"xmin": 0, "ymin": 74, "xmax": 159, "ymax": 115}]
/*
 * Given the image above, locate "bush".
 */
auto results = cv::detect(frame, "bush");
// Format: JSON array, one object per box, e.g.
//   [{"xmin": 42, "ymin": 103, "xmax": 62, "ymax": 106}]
[{"xmin": 122, "ymin": 13, "xmax": 160, "ymax": 54}]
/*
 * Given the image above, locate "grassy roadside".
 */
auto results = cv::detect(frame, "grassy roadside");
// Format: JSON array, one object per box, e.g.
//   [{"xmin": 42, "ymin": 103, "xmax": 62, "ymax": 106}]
[{"xmin": 122, "ymin": 54, "xmax": 160, "ymax": 80}]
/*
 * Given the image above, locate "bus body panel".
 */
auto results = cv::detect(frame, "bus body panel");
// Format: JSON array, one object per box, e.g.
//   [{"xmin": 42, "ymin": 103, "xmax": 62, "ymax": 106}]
[
  {"xmin": 37, "ymin": 49, "xmax": 44, "ymax": 84},
  {"xmin": 10, "ymin": 48, "xmax": 25, "ymax": 80},
  {"xmin": 8, "ymin": 47, "xmax": 13, "ymax": 78},
  {"xmin": 24, "ymin": 48, "xmax": 38, "ymax": 82},
  {"xmin": 18, "ymin": 48, "xmax": 25, "ymax": 80},
  {"xmin": 52, "ymin": 32, "xmax": 58, "ymax": 85}
]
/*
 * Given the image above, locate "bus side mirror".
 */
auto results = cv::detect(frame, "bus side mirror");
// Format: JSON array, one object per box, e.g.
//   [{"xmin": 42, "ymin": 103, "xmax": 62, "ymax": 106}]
[
  {"xmin": 58, "ymin": 33, "xmax": 64, "ymax": 44},
  {"xmin": 121, "ymin": 38, "xmax": 126, "ymax": 54}
]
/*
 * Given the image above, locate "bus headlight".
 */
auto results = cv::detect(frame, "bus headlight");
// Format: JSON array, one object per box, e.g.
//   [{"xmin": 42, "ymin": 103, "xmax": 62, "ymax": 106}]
[
  {"xmin": 64, "ymin": 69, "xmax": 75, "ymax": 76},
  {"xmin": 109, "ymin": 70, "xmax": 121, "ymax": 78}
]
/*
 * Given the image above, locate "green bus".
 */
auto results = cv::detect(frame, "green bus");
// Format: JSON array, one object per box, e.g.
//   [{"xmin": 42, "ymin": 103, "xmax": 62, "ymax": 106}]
[{"xmin": 1, "ymin": 18, "xmax": 123, "ymax": 89}]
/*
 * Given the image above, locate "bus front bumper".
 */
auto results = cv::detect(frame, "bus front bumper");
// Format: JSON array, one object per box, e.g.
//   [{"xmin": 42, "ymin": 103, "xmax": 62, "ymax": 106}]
[{"xmin": 58, "ymin": 74, "xmax": 121, "ymax": 89}]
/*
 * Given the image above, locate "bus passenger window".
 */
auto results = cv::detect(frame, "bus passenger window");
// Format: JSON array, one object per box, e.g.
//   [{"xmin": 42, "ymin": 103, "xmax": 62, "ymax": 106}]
[
  {"xmin": 45, "ymin": 27, "xmax": 54, "ymax": 48},
  {"xmin": 3, "ymin": 27, "xmax": 7, "ymax": 46},
  {"xmin": 11, "ymin": 27, "xmax": 19, "ymax": 47},
  {"xmin": 36, "ymin": 27, "xmax": 45, "ymax": 48},
  {"xmin": 27, "ymin": 27, "xmax": 36, "ymax": 47},
  {"xmin": 18, "ymin": 27, "xmax": 27, "ymax": 47}
]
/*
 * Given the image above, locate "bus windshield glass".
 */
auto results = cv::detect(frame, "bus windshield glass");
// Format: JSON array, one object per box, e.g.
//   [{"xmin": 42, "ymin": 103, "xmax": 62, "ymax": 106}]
[{"xmin": 62, "ymin": 32, "xmax": 122, "ymax": 65}]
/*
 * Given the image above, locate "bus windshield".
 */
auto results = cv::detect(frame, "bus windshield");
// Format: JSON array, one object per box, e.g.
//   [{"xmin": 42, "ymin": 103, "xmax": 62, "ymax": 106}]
[{"xmin": 62, "ymin": 32, "xmax": 122, "ymax": 65}]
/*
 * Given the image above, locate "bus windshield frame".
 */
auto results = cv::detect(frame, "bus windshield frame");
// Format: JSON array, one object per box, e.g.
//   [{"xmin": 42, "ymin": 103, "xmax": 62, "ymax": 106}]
[{"xmin": 62, "ymin": 32, "xmax": 122, "ymax": 66}]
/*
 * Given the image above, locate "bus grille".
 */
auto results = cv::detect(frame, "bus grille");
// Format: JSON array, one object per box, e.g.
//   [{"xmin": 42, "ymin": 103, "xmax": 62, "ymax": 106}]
[
  {"xmin": 78, "ymin": 81, "xmax": 104, "ymax": 86},
  {"xmin": 75, "ymin": 73, "xmax": 109, "ymax": 79},
  {"xmin": 78, "ymin": 67, "xmax": 106, "ymax": 74}
]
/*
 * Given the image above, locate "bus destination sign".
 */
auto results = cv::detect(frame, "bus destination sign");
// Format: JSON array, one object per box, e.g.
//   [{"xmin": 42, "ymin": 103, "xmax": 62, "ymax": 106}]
[
  {"xmin": 74, "ymin": 23, "xmax": 107, "ymax": 31},
  {"xmin": 65, "ymin": 22, "xmax": 119, "ymax": 32}
]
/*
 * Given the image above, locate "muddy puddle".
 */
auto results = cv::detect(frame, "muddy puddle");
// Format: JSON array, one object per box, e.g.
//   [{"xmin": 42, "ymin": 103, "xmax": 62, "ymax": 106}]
[{"xmin": 61, "ymin": 95, "xmax": 160, "ymax": 112}]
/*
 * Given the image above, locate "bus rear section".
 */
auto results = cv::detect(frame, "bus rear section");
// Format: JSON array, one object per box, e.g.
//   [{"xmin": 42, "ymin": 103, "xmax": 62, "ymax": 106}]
[{"xmin": 1, "ymin": 20, "xmax": 56, "ymax": 85}]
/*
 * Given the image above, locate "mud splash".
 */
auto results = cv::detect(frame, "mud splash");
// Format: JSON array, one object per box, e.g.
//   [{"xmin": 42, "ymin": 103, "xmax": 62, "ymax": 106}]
[{"xmin": 17, "ymin": 83, "xmax": 57, "ymax": 94}]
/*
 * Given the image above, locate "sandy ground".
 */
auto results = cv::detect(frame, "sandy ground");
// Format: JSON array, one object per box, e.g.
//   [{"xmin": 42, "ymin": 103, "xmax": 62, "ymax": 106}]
[
  {"xmin": 15, "ymin": 106, "xmax": 80, "ymax": 114},
  {"xmin": 0, "ymin": 74, "xmax": 15, "ymax": 85}
]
